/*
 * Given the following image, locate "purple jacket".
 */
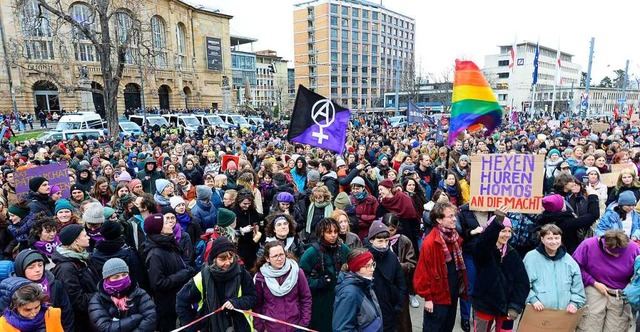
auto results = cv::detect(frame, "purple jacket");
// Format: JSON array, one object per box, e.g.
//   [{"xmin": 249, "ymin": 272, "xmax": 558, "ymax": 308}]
[
  {"xmin": 254, "ymin": 265, "xmax": 312, "ymax": 332},
  {"xmin": 572, "ymin": 236, "xmax": 640, "ymax": 290}
]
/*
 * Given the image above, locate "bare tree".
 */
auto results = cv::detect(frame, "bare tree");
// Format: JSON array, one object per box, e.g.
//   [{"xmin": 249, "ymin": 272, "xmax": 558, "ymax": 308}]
[
  {"xmin": 426, "ymin": 66, "xmax": 454, "ymax": 113},
  {"xmin": 273, "ymin": 76, "xmax": 292, "ymax": 119},
  {"xmin": 9, "ymin": 0, "xmax": 159, "ymax": 137}
]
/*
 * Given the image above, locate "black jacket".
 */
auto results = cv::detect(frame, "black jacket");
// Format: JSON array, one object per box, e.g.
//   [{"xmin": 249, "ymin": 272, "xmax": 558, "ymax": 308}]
[
  {"xmin": 141, "ymin": 235, "xmax": 193, "ymax": 317},
  {"xmin": 457, "ymin": 204, "xmax": 494, "ymax": 253},
  {"xmin": 232, "ymin": 207, "xmax": 262, "ymax": 269},
  {"xmin": 27, "ymin": 191, "xmax": 54, "ymax": 216},
  {"xmin": 51, "ymin": 250, "xmax": 100, "ymax": 332},
  {"xmin": 89, "ymin": 282, "xmax": 157, "ymax": 332},
  {"xmin": 472, "ymin": 220, "xmax": 529, "ymax": 318},
  {"xmin": 91, "ymin": 238, "xmax": 148, "ymax": 290},
  {"xmin": 367, "ymin": 243, "xmax": 406, "ymax": 332}
]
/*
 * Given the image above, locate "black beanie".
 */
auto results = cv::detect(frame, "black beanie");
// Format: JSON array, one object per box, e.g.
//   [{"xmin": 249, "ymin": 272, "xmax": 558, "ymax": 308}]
[
  {"xmin": 59, "ymin": 224, "xmax": 84, "ymax": 246},
  {"xmin": 207, "ymin": 237, "xmax": 237, "ymax": 264},
  {"xmin": 29, "ymin": 177, "xmax": 47, "ymax": 192},
  {"xmin": 100, "ymin": 220, "xmax": 122, "ymax": 241}
]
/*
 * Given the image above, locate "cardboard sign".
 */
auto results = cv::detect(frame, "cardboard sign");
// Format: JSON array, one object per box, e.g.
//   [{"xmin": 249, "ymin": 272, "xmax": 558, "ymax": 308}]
[
  {"xmin": 601, "ymin": 173, "xmax": 619, "ymax": 187},
  {"xmin": 14, "ymin": 162, "xmax": 71, "ymax": 199},
  {"xmin": 469, "ymin": 154, "xmax": 544, "ymax": 214},
  {"xmin": 591, "ymin": 122, "xmax": 610, "ymax": 133},
  {"xmin": 611, "ymin": 163, "xmax": 636, "ymax": 173},
  {"xmin": 221, "ymin": 155, "xmax": 240, "ymax": 171},
  {"xmin": 548, "ymin": 120, "xmax": 560, "ymax": 129},
  {"xmin": 517, "ymin": 304, "xmax": 585, "ymax": 332}
]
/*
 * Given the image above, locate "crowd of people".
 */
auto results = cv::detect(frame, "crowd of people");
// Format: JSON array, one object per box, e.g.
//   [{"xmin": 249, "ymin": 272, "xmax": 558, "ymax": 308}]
[{"xmin": 0, "ymin": 110, "xmax": 639, "ymax": 332}]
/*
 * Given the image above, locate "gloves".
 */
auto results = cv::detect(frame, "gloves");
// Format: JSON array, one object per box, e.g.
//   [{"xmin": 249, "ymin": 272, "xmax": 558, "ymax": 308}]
[{"xmin": 239, "ymin": 225, "xmax": 252, "ymax": 235}]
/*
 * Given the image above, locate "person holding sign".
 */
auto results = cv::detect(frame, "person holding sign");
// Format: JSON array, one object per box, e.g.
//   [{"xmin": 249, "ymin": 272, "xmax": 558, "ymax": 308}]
[
  {"xmin": 606, "ymin": 168, "xmax": 640, "ymax": 205},
  {"xmin": 523, "ymin": 224, "xmax": 586, "ymax": 313}
]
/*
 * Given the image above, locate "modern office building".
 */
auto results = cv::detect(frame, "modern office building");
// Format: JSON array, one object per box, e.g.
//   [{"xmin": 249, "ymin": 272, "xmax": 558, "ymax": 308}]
[
  {"xmin": 0, "ymin": 0, "xmax": 232, "ymax": 115},
  {"xmin": 293, "ymin": 0, "xmax": 415, "ymax": 111},
  {"xmin": 484, "ymin": 41, "xmax": 581, "ymax": 113},
  {"xmin": 254, "ymin": 50, "xmax": 289, "ymax": 113}
]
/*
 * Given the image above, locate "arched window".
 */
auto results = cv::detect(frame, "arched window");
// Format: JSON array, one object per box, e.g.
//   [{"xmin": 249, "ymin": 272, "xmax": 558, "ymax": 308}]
[
  {"xmin": 176, "ymin": 23, "xmax": 186, "ymax": 69},
  {"xmin": 114, "ymin": 11, "xmax": 136, "ymax": 64},
  {"xmin": 21, "ymin": 0, "xmax": 54, "ymax": 60},
  {"xmin": 70, "ymin": 3, "xmax": 97, "ymax": 62},
  {"xmin": 151, "ymin": 16, "xmax": 167, "ymax": 68}
]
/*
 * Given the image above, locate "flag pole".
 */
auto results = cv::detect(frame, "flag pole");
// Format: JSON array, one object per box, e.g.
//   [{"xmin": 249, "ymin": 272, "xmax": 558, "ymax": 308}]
[
  {"xmin": 551, "ymin": 41, "xmax": 560, "ymax": 117},
  {"xmin": 508, "ymin": 35, "xmax": 517, "ymax": 115},
  {"xmin": 530, "ymin": 39, "xmax": 540, "ymax": 119},
  {"xmin": 530, "ymin": 83, "xmax": 537, "ymax": 119}
]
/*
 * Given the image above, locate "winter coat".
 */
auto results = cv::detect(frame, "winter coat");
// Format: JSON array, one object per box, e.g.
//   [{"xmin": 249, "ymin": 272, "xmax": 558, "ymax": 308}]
[
  {"xmin": 51, "ymin": 249, "xmax": 100, "ymax": 332},
  {"xmin": 91, "ymin": 238, "xmax": 148, "ymax": 290},
  {"xmin": 607, "ymin": 186, "xmax": 640, "ymax": 206},
  {"xmin": 351, "ymin": 194, "xmax": 379, "ymax": 241},
  {"xmin": 523, "ymin": 245, "xmax": 586, "ymax": 310},
  {"xmin": 390, "ymin": 234, "xmax": 416, "ymax": 332},
  {"xmin": 183, "ymin": 168, "xmax": 203, "ymax": 186},
  {"xmin": 232, "ymin": 206, "xmax": 262, "ymax": 269},
  {"xmin": 190, "ymin": 199, "xmax": 218, "ymax": 230},
  {"xmin": 299, "ymin": 242, "xmax": 350, "ymax": 332},
  {"xmin": 121, "ymin": 215, "xmax": 146, "ymax": 253},
  {"xmin": 137, "ymin": 168, "xmax": 164, "ymax": 194},
  {"xmin": 254, "ymin": 264, "xmax": 312, "ymax": 332},
  {"xmin": 367, "ymin": 244, "xmax": 406, "ymax": 332},
  {"xmin": 333, "ymin": 272, "xmax": 383, "ymax": 332},
  {"xmin": 320, "ymin": 171, "xmax": 340, "ymax": 198},
  {"xmin": 536, "ymin": 196, "xmax": 599, "ymax": 254},
  {"xmin": 472, "ymin": 220, "xmax": 529, "ymax": 317},
  {"xmin": 141, "ymin": 235, "xmax": 193, "ymax": 318},
  {"xmin": 27, "ymin": 191, "xmax": 54, "ymax": 216},
  {"xmin": 457, "ymin": 204, "xmax": 493, "ymax": 253},
  {"xmin": 175, "ymin": 263, "xmax": 256, "ymax": 332},
  {"xmin": 414, "ymin": 227, "xmax": 468, "ymax": 305},
  {"xmin": 0, "ymin": 307, "xmax": 63, "ymax": 332},
  {"xmin": 89, "ymin": 282, "xmax": 157, "ymax": 332},
  {"xmin": 597, "ymin": 204, "xmax": 640, "ymax": 239}
]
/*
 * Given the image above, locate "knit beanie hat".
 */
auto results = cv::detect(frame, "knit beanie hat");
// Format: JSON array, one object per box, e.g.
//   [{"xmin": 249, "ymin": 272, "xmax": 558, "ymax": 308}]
[
  {"xmin": 14, "ymin": 249, "xmax": 45, "ymax": 278},
  {"xmin": 379, "ymin": 179, "xmax": 394, "ymax": 189},
  {"xmin": 307, "ymin": 170, "xmax": 320, "ymax": 182},
  {"xmin": 143, "ymin": 213, "xmax": 165, "ymax": 235},
  {"xmin": 548, "ymin": 149, "xmax": 560, "ymax": 157},
  {"xmin": 103, "ymin": 207, "xmax": 116, "ymax": 220},
  {"xmin": 226, "ymin": 160, "xmax": 237, "ymax": 170},
  {"xmin": 70, "ymin": 184, "xmax": 84, "ymax": 196},
  {"xmin": 334, "ymin": 192, "xmax": 351, "ymax": 210},
  {"xmin": 50, "ymin": 185, "xmax": 62, "ymax": 195},
  {"xmin": 100, "ymin": 220, "xmax": 122, "ymax": 241},
  {"xmin": 368, "ymin": 219, "xmax": 390, "ymax": 240},
  {"xmin": 156, "ymin": 179, "xmax": 171, "ymax": 194},
  {"xmin": 128, "ymin": 179, "xmax": 142, "ymax": 192},
  {"xmin": 118, "ymin": 171, "xmax": 132, "ymax": 182},
  {"xmin": 586, "ymin": 167, "xmax": 601, "ymax": 177},
  {"xmin": 55, "ymin": 199, "xmax": 74, "ymax": 214},
  {"xmin": 351, "ymin": 176, "xmax": 365, "ymax": 187},
  {"xmin": 102, "ymin": 258, "xmax": 129, "ymax": 279},
  {"xmin": 83, "ymin": 202, "xmax": 105, "ymax": 224},
  {"xmin": 59, "ymin": 224, "xmax": 84, "ymax": 246},
  {"xmin": 619, "ymin": 191, "xmax": 637, "ymax": 206},
  {"xmin": 196, "ymin": 185, "xmax": 212, "ymax": 201},
  {"xmin": 217, "ymin": 208, "xmax": 236, "ymax": 227},
  {"xmin": 275, "ymin": 192, "xmax": 294, "ymax": 203},
  {"xmin": 8, "ymin": 204, "xmax": 30, "ymax": 219},
  {"xmin": 0, "ymin": 277, "xmax": 31, "ymax": 309},
  {"xmin": 170, "ymin": 196, "xmax": 186, "ymax": 209},
  {"xmin": 542, "ymin": 194, "xmax": 565, "ymax": 213},
  {"xmin": 378, "ymin": 154, "xmax": 388, "ymax": 163},
  {"xmin": 29, "ymin": 176, "xmax": 47, "ymax": 192},
  {"xmin": 208, "ymin": 236, "xmax": 237, "ymax": 263}
]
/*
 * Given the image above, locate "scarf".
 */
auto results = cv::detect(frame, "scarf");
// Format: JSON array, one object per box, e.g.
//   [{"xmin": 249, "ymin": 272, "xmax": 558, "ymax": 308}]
[
  {"xmin": 36, "ymin": 275, "xmax": 51, "ymax": 297},
  {"xmin": 306, "ymin": 201, "xmax": 333, "ymax": 234},
  {"xmin": 104, "ymin": 276, "xmax": 132, "ymax": 295},
  {"xmin": 56, "ymin": 246, "xmax": 90, "ymax": 261},
  {"xmin": 148, "ymin": 234, "xmax": 184, "ymax": 257},
  {"xmin": 33, "ymin": 236, "xmax": 61, "ymax": 257},
  {"xmin": 265, "ymin": 236, "xmax": 294, "ymax": 251},
  {"xmin": 353, "ymin": 191, "xmax": 367, "ymax": 201},
  {"xmin": 259, "ymin": 259, "xmax": 299, "ymax": 297},
  {"xmin": 438, "ymin": 179, "xmax": 459, "ymax": 198},
  {"xmin": 381, "ymin": 191, "xmax": 418, "ymax": 219},
  {"xmin": 455, "ymin": 164, "xmax": 467, "ymax": 178},
  {"xmin": 154, "ymin": 192, "xmax": 171, "ymax": 207},
  {"xmin": 388, "ymin": 233, "xmax": 401, "ymax": 248},
  {"xmin": 177, "ymin": 213, "xmax": 192, "ymax": 231},
  {"xmin": 437, "ymin": 225, "xmax": 465, "ymax": 271},
  {"xmin": 87, "ymin": 228, "xmax": 105, "ymax": 243},
  {"xmin": 173, "ymin": 224, "xmax": 182, "ymax": 243},
  {"xmin": 205, "ymin": 260, "xmax": 242, "ymax": 332},
  {"xmin": 209, "ymin": 259, "xmax": 241, "ymax": 282},
  {"xmin": 3, "ymin": 306, "xmax": 47, "ymax": 332}
]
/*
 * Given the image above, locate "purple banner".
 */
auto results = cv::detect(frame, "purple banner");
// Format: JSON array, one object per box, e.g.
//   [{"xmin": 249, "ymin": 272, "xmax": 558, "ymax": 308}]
[{"xmin": 15, "ymin": 163, "xmax": 71, "ymax": 199}]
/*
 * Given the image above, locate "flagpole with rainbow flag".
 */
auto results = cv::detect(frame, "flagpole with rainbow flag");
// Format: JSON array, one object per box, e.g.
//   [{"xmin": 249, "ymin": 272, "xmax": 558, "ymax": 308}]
[{"xmin": 447, "ymin": 60, "xmax": 504, "ymax": 144}]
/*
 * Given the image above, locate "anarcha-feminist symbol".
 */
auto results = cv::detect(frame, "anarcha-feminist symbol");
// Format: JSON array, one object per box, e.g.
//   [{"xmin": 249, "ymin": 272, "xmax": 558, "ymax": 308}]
[{"xmin": 311, "ymin": 99, "xmax": 335, "ymax": 144}]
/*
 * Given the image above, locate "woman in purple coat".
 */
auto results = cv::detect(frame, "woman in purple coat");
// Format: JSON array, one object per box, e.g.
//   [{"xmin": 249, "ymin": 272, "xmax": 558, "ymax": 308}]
[{"xmin": 253, "ymin": 241, "xmax": 312, "ymax": 332}]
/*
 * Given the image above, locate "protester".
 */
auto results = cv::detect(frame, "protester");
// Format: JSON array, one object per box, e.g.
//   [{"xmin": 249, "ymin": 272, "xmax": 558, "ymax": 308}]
[{"xmin": 0, "ymin": 278, "xmax": 64, "ymax": 331}]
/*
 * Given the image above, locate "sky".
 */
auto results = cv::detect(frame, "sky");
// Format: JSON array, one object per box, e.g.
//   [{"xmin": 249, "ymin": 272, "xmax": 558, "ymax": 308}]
[{"xmin": 200, "ymin": 0, "xmax": 639, "ymax": 84}]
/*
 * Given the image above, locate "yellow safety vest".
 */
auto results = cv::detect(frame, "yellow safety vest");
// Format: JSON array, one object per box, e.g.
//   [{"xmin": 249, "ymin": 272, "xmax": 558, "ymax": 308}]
[{"xmin": 193, "ymin": 272, "xmax": 254, "ymax": 331}]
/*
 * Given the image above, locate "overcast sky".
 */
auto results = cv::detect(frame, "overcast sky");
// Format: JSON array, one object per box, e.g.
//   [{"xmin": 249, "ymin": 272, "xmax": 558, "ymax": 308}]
[{"xmin": 202, "ymin": 0, "xmax": 638, "ymax": 84}]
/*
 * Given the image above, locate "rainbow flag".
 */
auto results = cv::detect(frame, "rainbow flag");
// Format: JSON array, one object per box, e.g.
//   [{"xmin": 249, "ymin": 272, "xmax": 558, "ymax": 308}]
[{"xmin": 447, "ymin": 60, "xmax": 503, "ymax": 144}]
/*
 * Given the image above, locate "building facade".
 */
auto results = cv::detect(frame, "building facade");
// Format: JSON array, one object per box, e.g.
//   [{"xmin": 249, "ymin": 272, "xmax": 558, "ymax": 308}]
[
  {"xmin": 293, "ymin": 0, "xmax": 415, "ymax": 110},
  {"xmin": 484, "ymin": 41, "xmax": 581, "ymax": 113},
  {"xmin": 254, "ymin": 50, "xmax": 289, "ymax": 113},
  {"xmin": 0, "ymin": 0, "xmax": 233, "ymax": 116}
]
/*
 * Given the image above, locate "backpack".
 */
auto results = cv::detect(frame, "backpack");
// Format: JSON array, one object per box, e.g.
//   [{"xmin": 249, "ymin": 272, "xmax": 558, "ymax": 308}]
[
  {"xmin": 508, "ymin": 213, "xmax": 540, "ymax": 250},
  {"xmin": 194, "ymin": 230, "xmax": 219, "ymax": 270},
  {"xmin": 624, "ymin": 256, "xmax": 640, "ymax": 310}
]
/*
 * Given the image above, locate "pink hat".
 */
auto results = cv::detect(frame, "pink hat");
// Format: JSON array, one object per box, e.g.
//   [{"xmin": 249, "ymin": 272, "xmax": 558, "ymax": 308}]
[
  {"xmin": 542, "ymin": 194, "xmax": 564, "ymax": 213},
  {"xmin": 50, "ymin": 185, "xmax": 61, "ymax": 195},
  {"xmin": 118, "ymin": 171, "xmax": 132, "ymax": 182},
  {"xmin": 226, "ymin": 160, "xmax": 237, "ymax": 170}
]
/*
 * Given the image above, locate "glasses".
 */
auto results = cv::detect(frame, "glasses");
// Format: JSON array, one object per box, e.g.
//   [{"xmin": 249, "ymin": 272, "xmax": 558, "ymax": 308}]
[
  {"xmin": 364, "ymin": 262, "xmax": 376, "ymax": 270},
  {"xmin": 561, "ymin": 167, "xmax": 570, "ymax": 170},
  {"xmin": 269, "ymin": 253, "xmax": 286, "ymax": 260}
]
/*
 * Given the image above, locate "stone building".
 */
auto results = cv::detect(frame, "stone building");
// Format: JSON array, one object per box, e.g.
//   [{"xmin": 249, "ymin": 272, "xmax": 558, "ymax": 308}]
[{"xmin": 0, "ymin": 0, "xmax": 233, "ymax": 117}]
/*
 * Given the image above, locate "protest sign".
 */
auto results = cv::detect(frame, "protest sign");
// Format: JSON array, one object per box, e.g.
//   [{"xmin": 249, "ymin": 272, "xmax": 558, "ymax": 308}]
[
  {"xmin": 547, "ymin": 120, "xmax": 560, "ymax": 129},
  {"xmin": 517, "ymin": 304, "xmax": 585, "ymax": 332},
  {"xmin": 469, "ymin": 154, "xmax": 544, "ymax": 214},
  {"xmin": 14, "ymin": 163, "xmax": 71, "ymax": 199},
  {"xmin": 591, "ymin": 122, "xmax": 610, "ymax": 133},
  {"xmin": 611, "ymin": 163, "xmax": 636, "ymax": 173},
  {"xmin": 600, "ymin": 164, "xmax": 638, "ymax": 187}
]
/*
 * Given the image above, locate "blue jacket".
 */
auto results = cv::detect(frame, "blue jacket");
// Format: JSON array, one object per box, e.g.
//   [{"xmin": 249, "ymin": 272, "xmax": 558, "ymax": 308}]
[
  {"xmin": 596, "ymin": 203, "xmax": 640, "ymax": 239},
  {"xmin": 523, "ymin": 245, "xmax": 586, "ymax": 310},
  {"xmin": 191, "ymin": 199, "xmax": 217, "ymax": 230},
  {"xmin": 333, "ymin": 272, "xmax": 383, "ymax": 332}
]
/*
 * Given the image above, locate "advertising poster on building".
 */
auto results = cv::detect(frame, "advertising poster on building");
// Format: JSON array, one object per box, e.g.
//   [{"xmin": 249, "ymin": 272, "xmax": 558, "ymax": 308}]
[
  {"xmin": 469, "ymin": 154, "xmax": 544, "ymax": 214},
  {"xmin": 205, "ymin": 37, "xmax": 222, "ymax": 71},
  {"xmin": 14, "ymin": 163, "xmax": 71, "ymax": 199}
]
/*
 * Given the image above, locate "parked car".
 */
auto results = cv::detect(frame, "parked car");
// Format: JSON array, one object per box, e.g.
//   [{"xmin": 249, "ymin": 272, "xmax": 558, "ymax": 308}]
[
  {"xmin": 119, "ymin": 121, "xmax": 142, "ymax": 137},
  {"xmin": 162, "ymin": 114, "xmax": 201, "ymax": 133},
  {"xmin": 389, "ymin": 115, "xmax": 407, "ymax": 127},
  {"xmin": 194, "ymin": 114, "xmax": 232, "ymax": 129},
  {"xmin": 247, "ymin": 117, "xmax": 264, "ymax": 129},
  {"xmin": 129, "ymin": 115, "xmax": 170, "ymax": 128},
  {"xmin": 218, "ymin": 113, "xmax": 251, "ymax": 129},
  {"xmin": 36, "ymin": 129, "xmax": 106, "ymax": 144},
  {"xmin": 55, "ymin": 112, "xmax": 104, "ymax": 131}
]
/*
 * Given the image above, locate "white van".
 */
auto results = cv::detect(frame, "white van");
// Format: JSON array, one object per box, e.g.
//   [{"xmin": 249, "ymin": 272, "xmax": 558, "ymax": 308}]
[
  {"xmin": 218, "ymin": 113, "xmax": 250, "ymax": 129},
  {"xmin": 55, "ymin": 112, "xmax": 104, "ymax": 131},
  {"xmin": 129, "ymin": 115, "xmax": 170, "ymax": 128},
  {"xmin": 162, "ymin": 114, "xmax": 201, "ymax": 133},
  {"xmin": 194, "ymin": 114, "xmax": 231, "ymax": 129}
]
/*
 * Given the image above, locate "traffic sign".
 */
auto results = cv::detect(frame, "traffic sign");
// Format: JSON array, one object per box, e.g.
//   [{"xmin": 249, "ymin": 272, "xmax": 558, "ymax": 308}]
[{"xmin": 618, "ymin": 98, "xmax": 627, "ymax": 103}]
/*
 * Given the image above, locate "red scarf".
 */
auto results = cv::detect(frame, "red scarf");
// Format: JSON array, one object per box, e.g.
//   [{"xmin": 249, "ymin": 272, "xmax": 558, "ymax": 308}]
[
  {"xmin": 437, "ymin": 225, "xmax": 466, "ymax": 271},
  {"xmin": 381, "ymin": 191, "xmax": 418, "ymax": 219}
]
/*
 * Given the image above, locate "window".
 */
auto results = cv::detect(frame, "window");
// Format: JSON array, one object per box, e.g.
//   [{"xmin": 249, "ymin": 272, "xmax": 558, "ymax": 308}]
[
  {"xmin": 331, "ymin": 52, "xmax": 338, "ymax": 62},
  {"xmin": 352, "ymin": 54, "xmax": 358, "ymax": 64},
  {"xmin": 498, "ymin": 60, "xmax": 509, "ymax": 66},
  {"xmin": 372, "ymin": 34, "xmax": 378, "ymax": 43},
  {"xmin": 341, "ymin": 41, "xmax": 348, "ymax": 51},
  {"xmin": 331, "ymin": 76, "xmax": 338, "ymax": 84},
  {"xmin": 352, "ymin": 8, "xmax": 359, "ymax": 16},
  {"xmin": 352, "ymin": 31, "xmax": 359, "ymax": 41},
  {"xmin": 176, "ymin": 23, "xmax": 187, "ymax": 69},
  {"xmin": 151, "ymin": 16, "xmax": 167, "ymax": 67},
  {"xmin": 342, "ymin": 77, "xmax": 348, "ymax": 84},
  {"xmin": 498, "ymin": 72, "xmax": 509, "ymax": 78},
  {"xmin": 362, "ymin": 32, "xmax": 369, "ymax": 42},
  {"xmin": 331, "ymin": 28, "xmax": 338, "ymax": 38},
  {"xmin": 331, "ymin": 4, "xmax": 338, "ymax": 13},
  {"xmin": 341, "ymin": 53, "xmax": 348, "ymax": 63},
  {"xmin": 341, "ymin": 18, "xmax": 349, "ymax": 27},
  {"xmin": 331, "ymin": 40, "xmax": 338, "ymax": 50},
  {"xmin": 341, "ymin": 30, "xmax": 349, "ymax": 39},
  {"xmin": 21, "ymin": 0, "xmax": 54, "ymax": 60},
  {"xmin": 363, "ymin": 21, "xmax": 369, "ymax": 30},
  {"xmin": 362, "ymin": 55, "xmax": 369, "ymax": 63},
  {"xmin": 341, "ymin": 6, "xmax": 348, "ymax": 15},
  {"xmin": 353, "ymin": 20, "xmax": 359, "ymax": 29},
  {"xmin": 114, "ymin": 12, "xmax": 136, "ymax": 64},
  {"xmin": 372, "ymin": 12, "xmax": 378, "ymax": 20},
  {"xmin": 352, "ymin": 43, "xmax": 359, "ymax": 52},
  {"xmin": 330, "ymin": 16, "xmax": 338, "ymax": 26},
  {"xmin": 371, "ymin": 45, "xmax": 377, "ymax": 53},
  {"xmin": 363, "ymin": 10, "xmax": 369, "ymax": 19}
]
